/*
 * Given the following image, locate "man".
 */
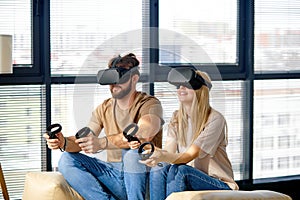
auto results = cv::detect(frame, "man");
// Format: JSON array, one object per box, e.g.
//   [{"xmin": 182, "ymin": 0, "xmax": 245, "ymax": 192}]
[{"xmin": 44, "ymin": 53, "xmax": 163, "ymax": 200}]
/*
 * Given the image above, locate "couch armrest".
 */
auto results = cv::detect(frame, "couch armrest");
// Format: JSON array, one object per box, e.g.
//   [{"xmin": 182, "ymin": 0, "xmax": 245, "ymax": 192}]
[{"xmin": 22, "ymin": 172, "xmax": 84, "ymax": 200}]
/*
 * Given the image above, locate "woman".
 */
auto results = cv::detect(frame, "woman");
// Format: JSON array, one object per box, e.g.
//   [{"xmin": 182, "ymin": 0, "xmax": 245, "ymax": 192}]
[{"xmin": 140, "ymin": 67, "xmax": 239, "ymax": 200}]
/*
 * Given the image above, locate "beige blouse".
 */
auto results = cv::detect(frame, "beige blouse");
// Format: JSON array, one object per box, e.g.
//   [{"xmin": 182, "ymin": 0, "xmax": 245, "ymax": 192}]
[{"xmin": 166, "ymin": 109, "xmax": 239, "ymax": 190}]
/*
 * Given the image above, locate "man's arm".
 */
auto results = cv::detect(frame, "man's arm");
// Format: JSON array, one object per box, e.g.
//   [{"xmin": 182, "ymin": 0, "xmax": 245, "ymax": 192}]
[{"xmin": 136, "ymin": 114, "xmax": 162, "ymax": 143}]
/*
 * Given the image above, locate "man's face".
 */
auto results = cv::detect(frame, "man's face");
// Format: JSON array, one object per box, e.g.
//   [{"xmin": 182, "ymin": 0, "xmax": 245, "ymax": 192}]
[{"xmin": 109, "ymin": 77, "xmax": 132, "ymax": 99}]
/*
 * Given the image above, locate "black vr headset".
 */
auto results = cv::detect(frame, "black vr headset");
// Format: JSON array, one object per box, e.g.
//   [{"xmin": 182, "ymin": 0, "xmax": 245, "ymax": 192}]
[
  {"xmin": 167, "ymin": 67, "xmax": 212, "ymax": 90},
  {"xmin": 97, "ymin": 66, "xmax": 139, "ymax": 85},
  {"xmin": 97, "ymin": 56, "xmax": 139, "ymax": 85}
]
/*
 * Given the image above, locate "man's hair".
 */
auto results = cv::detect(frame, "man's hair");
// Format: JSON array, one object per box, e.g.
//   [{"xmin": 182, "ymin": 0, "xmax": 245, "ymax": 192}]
[{"xmin": 108, "ymin": 53, "xmax": 140, "ymax": 76}]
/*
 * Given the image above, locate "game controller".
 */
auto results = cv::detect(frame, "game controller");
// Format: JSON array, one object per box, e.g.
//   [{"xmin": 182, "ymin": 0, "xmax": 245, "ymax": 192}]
[
  {"xmin": 46, "ymin": 123, "xmax": 62, "ymax": 139},
  {"xmin": 75, "ymin": 127, "xmax": 93, "ymax": 139},
  {"xmin": 123, "ymin": 123, "xmax": 140, "ymax": 142}
]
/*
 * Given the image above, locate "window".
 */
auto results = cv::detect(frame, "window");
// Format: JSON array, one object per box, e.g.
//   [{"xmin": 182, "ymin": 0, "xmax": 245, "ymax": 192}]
[
  {"xmin": 278, "ymin": 136, "xmax": 290, "ymax": 149},
  {"xmin": 261, "ymin": 158, "xmax": 274, "ymax": 171},
  {"xmin": 293, "ymin": 156, "xmax": 300, "ymax": 168},
  {"xmin": 254, "ymin": 79, "xmax": 300, "ymax": 179},
  {"xmin": 159, "ymin": 0, "xmax": 238, "ymax": 64},
  {"xmin": 278, "ymin": 157, "xmax": 289, "ymax": 170},
  {"xmin": 50, "ymin": 0, "xmax": 144, "ymax": 76},
  {"xmin": 254, "ymin": 0, "xmax": 300, "ymax": 72},
  {"xmin": 278, "ymin": 113, "xmax": 290, "ymax": 126},
  {"xmin": 0, "ymin": 0, "xmax": 33, "ymax": 69},
  {"xmin": 256, "ymin": 137, "xmax": 273, "ymax": 150}
]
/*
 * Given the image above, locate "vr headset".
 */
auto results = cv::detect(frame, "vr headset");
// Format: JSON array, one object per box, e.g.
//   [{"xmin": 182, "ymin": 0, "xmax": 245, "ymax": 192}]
[
  {"xmin": 97, "ymin": 66, "xmax": 138, "ymax": 85},
  {"xmin": 167, "ymin": 67, "xmax": 212, "ymax": 90}
]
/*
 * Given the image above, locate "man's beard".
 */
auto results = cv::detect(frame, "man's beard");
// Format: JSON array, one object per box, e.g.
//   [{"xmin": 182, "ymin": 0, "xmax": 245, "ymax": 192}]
[{"xmin": 111, "ymin": 80, "xmax": 132, "ymax": 99}]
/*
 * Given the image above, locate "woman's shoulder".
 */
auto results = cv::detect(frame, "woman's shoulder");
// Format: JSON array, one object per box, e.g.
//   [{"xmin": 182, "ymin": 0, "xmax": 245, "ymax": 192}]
[{"xmin": 209, "ymin": 108, "xmax": 226, "ymax": 122}]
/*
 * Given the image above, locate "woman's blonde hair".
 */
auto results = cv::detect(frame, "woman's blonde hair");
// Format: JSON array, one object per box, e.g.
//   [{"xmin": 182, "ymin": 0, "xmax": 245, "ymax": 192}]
[{"xmin": 170, "ymin": 70, "xmax": 212, "ymax": 147}]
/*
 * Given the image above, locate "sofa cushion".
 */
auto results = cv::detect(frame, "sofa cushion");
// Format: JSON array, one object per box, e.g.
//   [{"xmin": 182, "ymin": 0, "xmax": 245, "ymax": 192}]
[
  {"xmin": 22, "ymin": 172, "xmax": 83, "ymax": 200},
  {"xmin": 165, "ymin": 190, "xmax": 292, "ymax": 200}
]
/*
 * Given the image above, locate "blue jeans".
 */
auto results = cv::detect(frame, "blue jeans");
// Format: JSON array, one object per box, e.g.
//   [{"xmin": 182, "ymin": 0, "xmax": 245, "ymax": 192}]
[
  {"xmin": 150, "ymin": 164, "xmax": 231, "ymax": 200},
  {"xmin": 122, "ymin": 149, "xmax": 149, "ymax": 200},
  {"xmin": 58, "ymin": 150, "xmax": 149, "ymax": 200},
  {"xmin": 149, "ymin": 162, "xmax": 170, "ymax": 200},
  {"xmin": 58, "ymin": 152, "xmax": 126, "ymax": 200}
]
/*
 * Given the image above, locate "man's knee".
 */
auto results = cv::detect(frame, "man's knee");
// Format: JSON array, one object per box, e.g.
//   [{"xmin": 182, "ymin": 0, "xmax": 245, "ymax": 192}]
[{"xmin": 58, "ymin": 152, "xmax": 78, "ymax": 172}]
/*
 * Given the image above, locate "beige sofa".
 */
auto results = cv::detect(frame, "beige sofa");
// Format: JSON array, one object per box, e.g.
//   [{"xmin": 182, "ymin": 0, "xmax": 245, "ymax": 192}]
[
  {"xmin": 22, "ymin": 172, "xmax": 292, "ymax": 200},
  {"xmin": 23, "ymin": 172, "xmax": 83, "ymax": 200},
  {"xmin": 165, "ymin": 190, "xmax": 292, "ymax": 200}
]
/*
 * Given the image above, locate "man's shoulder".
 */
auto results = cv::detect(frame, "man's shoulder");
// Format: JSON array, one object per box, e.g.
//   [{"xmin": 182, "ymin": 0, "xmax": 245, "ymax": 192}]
[{"xmin": 95, "ymin": 98, "xmax": 114, "ymax": 111}]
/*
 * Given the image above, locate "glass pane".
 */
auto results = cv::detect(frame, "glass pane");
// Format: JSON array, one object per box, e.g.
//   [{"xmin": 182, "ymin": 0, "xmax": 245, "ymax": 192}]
[
  {"xmin": 50, "ymin": 0, "xmax": 143, "ymax": 76},
  {"xmin": 254, "ymin": 79, "xmax": 300, "ymax": 179},
  {"xmin": 0, "ymin": 85, "xmax": 46, "ymax": 199},
  {"xmin": 159, "ymin": 0, "xmax": 238, "ymax": 64},
  {"xmin": 0, "ymin": 0, "xmax": 32, "ymax": 66},
  {"xmin": 155, "ymin": 80, "xmax": 247, "ymax": 180},
  {"xmin": 254, "ymin": 0, "xmax": 300, "ymax": 73}
]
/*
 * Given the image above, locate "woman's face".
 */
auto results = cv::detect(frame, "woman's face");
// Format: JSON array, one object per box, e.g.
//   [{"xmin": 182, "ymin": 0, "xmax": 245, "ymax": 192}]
[{"xmin": 177, "ymin": 85, "xmax": 195, "ymax": 104}]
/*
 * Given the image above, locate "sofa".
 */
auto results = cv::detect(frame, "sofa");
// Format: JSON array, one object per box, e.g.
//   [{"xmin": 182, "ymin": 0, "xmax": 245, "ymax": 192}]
[{"xmin": 22, "ymin": 171, "xmax": 292, "ymax": 200}]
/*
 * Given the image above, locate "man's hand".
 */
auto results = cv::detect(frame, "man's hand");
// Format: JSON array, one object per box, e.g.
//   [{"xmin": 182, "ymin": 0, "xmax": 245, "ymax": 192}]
[
  {"xmin": 43, "ymin": 132, "xmax": 65, "ymax": 150},
  {"xmin": 76, "ymin": 133, "xmax": 105, "ymax": 154}
]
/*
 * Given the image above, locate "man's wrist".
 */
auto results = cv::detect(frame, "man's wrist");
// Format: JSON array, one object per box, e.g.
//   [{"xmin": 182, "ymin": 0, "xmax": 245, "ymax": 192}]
[
  {"xmin": 99, "ymin": 136, "xmax": 108, "ymax": 150},
  {"xmin": 59, "ymin": 137, "xmax": 67, "ymax": 152}
]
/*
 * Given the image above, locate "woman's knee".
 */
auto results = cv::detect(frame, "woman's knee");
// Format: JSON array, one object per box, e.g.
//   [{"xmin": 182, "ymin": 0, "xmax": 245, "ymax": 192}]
[{"xmin": 167, "ymin": 164, "xmax": 189, "ymax": 181}]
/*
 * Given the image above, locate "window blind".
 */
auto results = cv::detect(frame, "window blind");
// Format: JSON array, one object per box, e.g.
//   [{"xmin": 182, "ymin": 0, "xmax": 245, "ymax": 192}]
[
  {"xmin": 159, "ymin": 0, "xmax": 238, "ymax": 64},
  {"xmin": 0, "ymin": 85, "xmax": 46, "ymax": 199},
  {"xmin": 50, "ymin": 0, "xmax": 144, "ymax": 76},
  {"xmin": 254, "ymin": 79, "xmax": 300, "ymax": 179},
  {"xmin": 254, "ymin": 0, "xmax": 300, "ymax": 72}
]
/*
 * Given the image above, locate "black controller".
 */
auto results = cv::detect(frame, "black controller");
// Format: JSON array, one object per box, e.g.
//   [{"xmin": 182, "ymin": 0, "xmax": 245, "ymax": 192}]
[
  {"xmin": 138, "ymin": 142, "xmax": 154, "ymax": 160},
  {"xmin": 123, "ymin": 123, "xmax": 140, "ymax": 142},
  {"xmin": 123, "ymin": 123, "xmax": 162, "ymax": 167},
  {"xmin": 46, "ymin": 123, "xmax": 62, "ymax": 139},
  {"xmin": 75, "ymin": 127, "xmax": 93, "ymax": 139}
]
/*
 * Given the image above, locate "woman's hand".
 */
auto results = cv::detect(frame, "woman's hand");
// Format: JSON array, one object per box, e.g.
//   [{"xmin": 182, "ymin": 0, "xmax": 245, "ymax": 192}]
[
  {"xmin": 139, "ymin": 149, "xmax": 182, "ymax": 167},
  {"xmin": 139, "ymin": 149, "xmax": 163, "ymax": 167}
]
